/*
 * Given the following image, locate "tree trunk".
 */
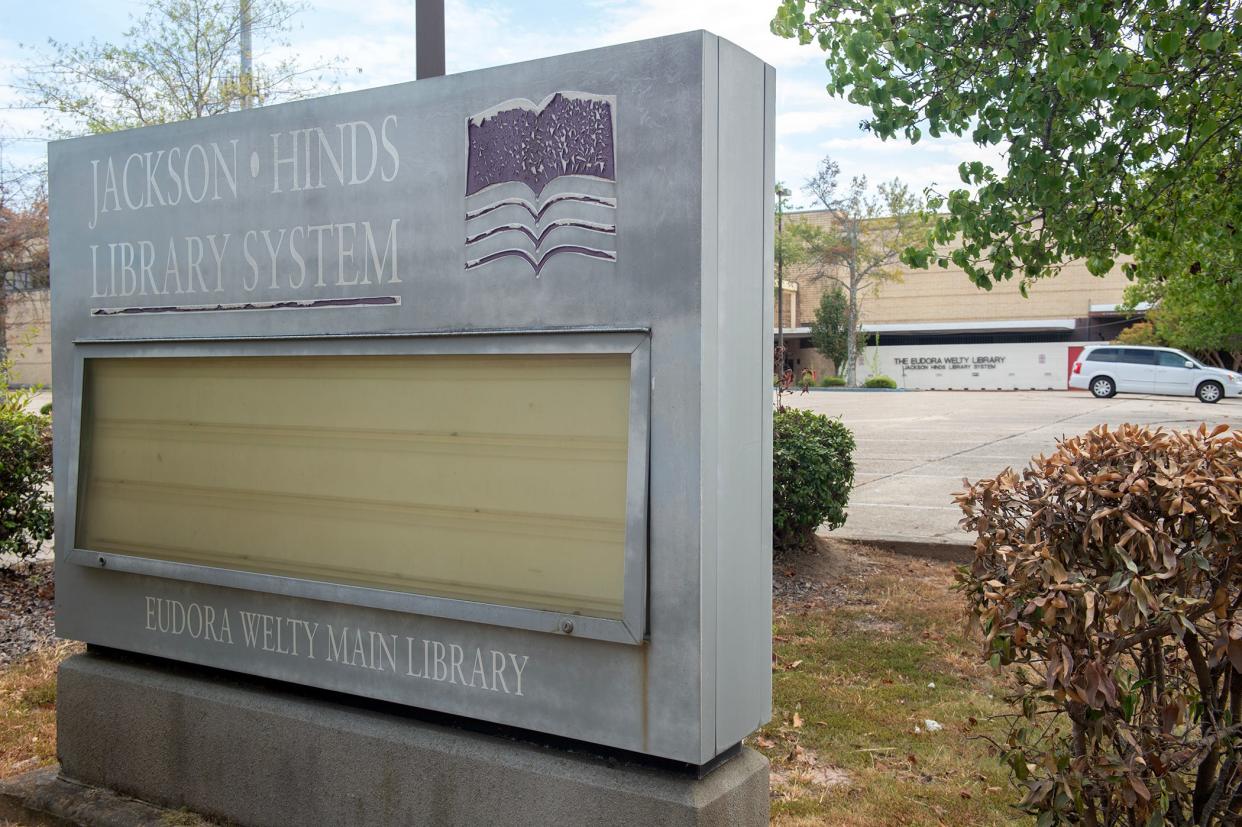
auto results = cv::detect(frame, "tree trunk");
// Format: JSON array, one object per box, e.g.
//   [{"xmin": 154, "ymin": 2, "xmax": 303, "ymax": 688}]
[
  {"xmin": 845, "ymin": 280, "xmax": 859, "ymax": 387},
  {"xmin": 0, "ymin": 289, "xmax": 7, "ymax": 378}
]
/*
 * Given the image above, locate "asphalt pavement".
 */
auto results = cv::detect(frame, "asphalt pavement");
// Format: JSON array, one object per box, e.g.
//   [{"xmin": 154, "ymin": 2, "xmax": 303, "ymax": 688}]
[{"xmin": 784, "ymin": 389, "xmax": 1241, "ymax": 557}]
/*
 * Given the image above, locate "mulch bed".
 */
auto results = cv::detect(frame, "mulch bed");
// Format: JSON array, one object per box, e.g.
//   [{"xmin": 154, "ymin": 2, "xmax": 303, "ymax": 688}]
[{"xmin": 0, "ymin": 561, "xmax": 56, "ymax": 667}]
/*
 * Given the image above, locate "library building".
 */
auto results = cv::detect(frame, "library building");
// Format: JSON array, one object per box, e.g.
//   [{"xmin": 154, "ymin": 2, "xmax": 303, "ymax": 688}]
[{"xmin": 775, "ymin": 208, "xmax": 1145, "ymax": 391}]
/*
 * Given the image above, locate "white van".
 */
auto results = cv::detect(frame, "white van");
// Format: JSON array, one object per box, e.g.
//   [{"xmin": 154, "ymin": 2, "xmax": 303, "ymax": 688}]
[{"xmin": 1070, "ymin": 345, "xmax": 1241, "ymax": 403}]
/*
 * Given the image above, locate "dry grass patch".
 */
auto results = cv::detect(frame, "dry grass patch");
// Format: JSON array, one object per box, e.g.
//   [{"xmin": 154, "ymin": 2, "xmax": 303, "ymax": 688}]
[
  {"xmin": 757, "ymin": 539, "xmax": 1028, "ymax": 826},
  {"xmin": 0, "ymin": 640, "xmax": 81, "ymax": 779}
]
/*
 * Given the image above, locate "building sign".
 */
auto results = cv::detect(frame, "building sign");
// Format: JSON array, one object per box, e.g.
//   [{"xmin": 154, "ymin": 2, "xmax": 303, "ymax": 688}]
[
  {"xmin": 861, "ymin": 342, "xmax": 1081, "ymax": 391},
  {"xmin": 51, "ymin": 32, "xmax": 774, "ymax": 766},
  {"xmin": 891, "ymin": 355, "xmax": 1008, "ymax": 372}
]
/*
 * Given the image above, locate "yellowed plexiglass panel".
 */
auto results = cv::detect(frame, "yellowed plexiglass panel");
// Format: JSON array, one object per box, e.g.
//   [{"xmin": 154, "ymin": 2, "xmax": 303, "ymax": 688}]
[{"xmin": 76, "ymin": 354, "xmax": 631, "ymax": 618}]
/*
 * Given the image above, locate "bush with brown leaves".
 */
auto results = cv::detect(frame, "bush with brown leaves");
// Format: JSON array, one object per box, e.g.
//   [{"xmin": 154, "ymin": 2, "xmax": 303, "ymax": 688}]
[{"xmin": 957, "ymin": 424, "xmax": 1242, "ymax": 827}]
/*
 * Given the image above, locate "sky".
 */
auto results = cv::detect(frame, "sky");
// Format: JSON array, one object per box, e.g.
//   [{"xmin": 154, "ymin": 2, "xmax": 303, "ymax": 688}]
[{"xmin": 0, "ymin": 0, "xmax": 1007, "ymax": 208}]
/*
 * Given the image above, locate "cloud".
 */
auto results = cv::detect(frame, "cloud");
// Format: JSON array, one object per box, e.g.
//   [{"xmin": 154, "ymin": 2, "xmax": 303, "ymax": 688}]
[
  {"xmin": 778, "ymin": 107, "xmax": 857, "ymax": 137},
  {"xmin": 0, "ymin": 38, "xmax": 63, "ymax": 171},
  {"xmin": 787, "ymin": 133, "xmax": 1010, "ymax": 201},
  {"xmin": 295, "ymin": 0, "xmax": 603, "ymax": 86},
  {"xmin": 819, "ymin": 133, "xmax": 1008, "ymax": 170},
  {"xmin": 775, "ymin": 142, "xmax": 829, "ymax": 201},
  {"xmin": 581, "ymin": 0, "xmax": 823, "ymax": 70},
  {"xmin": 306, "ymin": 0, "xmax": 415, "ymax": 27}
]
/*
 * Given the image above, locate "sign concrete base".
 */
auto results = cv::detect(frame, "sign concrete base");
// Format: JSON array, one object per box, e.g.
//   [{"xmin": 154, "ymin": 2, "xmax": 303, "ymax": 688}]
[{"xmin": 56, "ymin": 651, "xmax": 770, "ymax": 827}]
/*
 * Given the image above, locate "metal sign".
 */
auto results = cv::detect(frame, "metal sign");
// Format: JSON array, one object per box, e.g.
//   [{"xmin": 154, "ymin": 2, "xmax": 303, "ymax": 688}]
[{"xmin": 50, "ymin": 31, "xmax": 774, "ymax": 765}]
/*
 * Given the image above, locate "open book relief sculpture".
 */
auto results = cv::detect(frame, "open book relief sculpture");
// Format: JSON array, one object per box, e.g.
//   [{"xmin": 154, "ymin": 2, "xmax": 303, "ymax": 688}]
[{"xmin": 465, "ymin": 92, "xmax": 617, "ymax": 274}]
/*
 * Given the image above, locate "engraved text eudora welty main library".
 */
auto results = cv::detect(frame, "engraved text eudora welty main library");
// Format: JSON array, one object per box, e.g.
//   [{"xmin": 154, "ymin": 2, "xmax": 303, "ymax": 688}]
[
  {"xmin": 143, "ymin": 596, "xmax": 530, "ymax": 696},
  {"xmin": 87, "ymin": 115, "xmax": 401, "ymax": 306}
]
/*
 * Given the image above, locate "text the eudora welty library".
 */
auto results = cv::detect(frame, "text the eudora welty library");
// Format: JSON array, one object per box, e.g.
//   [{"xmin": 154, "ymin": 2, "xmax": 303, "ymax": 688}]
[
  {"xmin": 144, "ymin": 596, "xmax": 531, "ymax": 697},
  {"xmin": 86, "ymin": 115, "xmax": 404, "ymax": 301}
]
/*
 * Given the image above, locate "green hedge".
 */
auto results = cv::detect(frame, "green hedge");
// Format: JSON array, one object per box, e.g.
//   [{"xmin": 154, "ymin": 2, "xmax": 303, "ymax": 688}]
[
  {"xmin": 1, "ymin": 395, "xmax": 53, "ymax": 561},
  {"xmin": 773, "ymin": 408, "xmax": 855, "ymax": 552},
  {"xmin": 863, "ymin": 375, "xmax": 897, "ymax": 389},
  {"xmin": 819, "ymin": 375, "xmax": 846, "ymax": 387}
]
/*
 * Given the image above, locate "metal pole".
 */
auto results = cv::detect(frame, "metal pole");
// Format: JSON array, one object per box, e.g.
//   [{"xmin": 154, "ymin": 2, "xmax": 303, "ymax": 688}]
[
  {"xmin": 239, "ymin": 0, "xmax": 253, "ymax": 109},
  {"xmin": 416, "ymin": 0, "xmax": 446, "ymax": 79},
  {"xmin": 775, "ymin": 185, "xmax": 791, "ymax": 375},
  {"xmin": 777, "ymin": 204, "xmax": 784, "ymax": 365}
]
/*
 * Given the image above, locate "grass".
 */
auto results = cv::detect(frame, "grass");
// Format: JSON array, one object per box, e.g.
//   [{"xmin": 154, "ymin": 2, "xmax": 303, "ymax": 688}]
[
  {"xmin": 0, "ymin": 641, "xmax": 81, "ymax": 780},
  {"xmin": 757, "ymin": 541, "xmax": 1029, "ymax": 826}
]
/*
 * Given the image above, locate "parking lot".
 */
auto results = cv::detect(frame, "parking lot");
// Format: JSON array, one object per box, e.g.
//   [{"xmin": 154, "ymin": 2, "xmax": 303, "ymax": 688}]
[{"xmin": 785, "ymin": 389, "xmax": 1242, "ymax": 555}]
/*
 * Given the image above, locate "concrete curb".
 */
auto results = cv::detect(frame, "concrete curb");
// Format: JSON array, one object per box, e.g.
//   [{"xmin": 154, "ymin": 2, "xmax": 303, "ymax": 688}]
[
  {"xmin": 780, "ymin": 386, "xmax": 907, "ymax": 393},
  {"xmin": 862, "ymin": 539, "xmax": 974, "ymax": 564},
  {"xmin": 0, "ymin": 767, "xmax": 192, "ymax": 827}
]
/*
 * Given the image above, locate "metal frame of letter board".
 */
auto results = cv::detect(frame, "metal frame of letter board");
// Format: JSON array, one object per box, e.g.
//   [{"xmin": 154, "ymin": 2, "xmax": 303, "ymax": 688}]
[{"xmin": 64, "ymin": 329, "xmax": 651, "ymax": 645}]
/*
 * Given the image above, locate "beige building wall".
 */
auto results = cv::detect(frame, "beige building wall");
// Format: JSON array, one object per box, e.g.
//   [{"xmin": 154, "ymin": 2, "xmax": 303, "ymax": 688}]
[
  {"xmin": 776, "ymin": 209, "xmax": 1132, "ymax": 329},
  {"xmin": 860, "ymin": 259, "xmax": 1131, "ymax": 327},
  {"xmin": 3, "ymin": 289, "xmax": 52, "ymax": 386},
  {"xmin": 782, "ymin": 338, "xmax": 835, "ymax": 378}
]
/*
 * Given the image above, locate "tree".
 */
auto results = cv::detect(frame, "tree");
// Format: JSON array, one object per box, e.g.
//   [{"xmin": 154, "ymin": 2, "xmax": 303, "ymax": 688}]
[
  {"xmin": 774, "ymin": 183, "xmax": 809, "ymax": 375},
  {"xmin": 771, "ymin": 0, "xmax": 1242, "ymax": 295},
  {"xmin": 0, "ymin": 147, "xmax": 49, "ymax": 363},
  {"xmin": 21, "ymin": 0, "xmax": 342, "ymax": 134},
  {"xmin": 1153, "ymin": 278, "xmax": 1241, "ymax": 371},
  {"xmin": 796, "ymin": 156, "xmax": 923, "ymax": 386},
  {"xmin": 809, "ymin": 284, "xmax": 854, "ymax": 375},
  {"xmin": 1129, "ymin": 277, "xmax": 1242, "ymax": 371},
  {"xmin": 1122, "ymin": 177, "xmax": 1242, "ymax": 370},
  {"xmin": 1113, "ymin": 321, "xmax": 1163, "ymax": 347}
]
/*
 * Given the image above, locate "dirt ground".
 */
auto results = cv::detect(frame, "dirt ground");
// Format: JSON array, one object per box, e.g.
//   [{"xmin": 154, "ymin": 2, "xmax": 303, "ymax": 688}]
[
  {"xmin": 761, "ymin": 538, "xmax": 1025, "ymax": 825},
  {"xmin": 0, "ymin": 562, "xmax": 55, "ymax": 668}
]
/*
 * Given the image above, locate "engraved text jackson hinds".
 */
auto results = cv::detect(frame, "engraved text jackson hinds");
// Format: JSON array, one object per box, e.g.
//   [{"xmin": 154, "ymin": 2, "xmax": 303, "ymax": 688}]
[{"xmin": 87, "ymin": 115, "xmax": 403, "ymax": 301}]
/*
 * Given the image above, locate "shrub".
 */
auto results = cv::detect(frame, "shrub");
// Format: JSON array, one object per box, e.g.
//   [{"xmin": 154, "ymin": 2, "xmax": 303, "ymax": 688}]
[
  {"xmin": 1114, "ymin": 320, "xmax": 1165, "ymax": 346},
  {"xmin": 957, "ymin": 424, "xmax": 1242, "ymax": 826},
  {"xmin": 772, "ymin": 408, "xmax": 855, "ymax": 552},
  {"xmin": 0, "ymin": 358, "xmax": 53, "ymax": 562},
  {"xmin": 863, "ymin": 375, "xmax": 897, "ymax": 389},
  {"xmin": 820, "ymin": 375, "xmax": 846, "ymax": 387}
]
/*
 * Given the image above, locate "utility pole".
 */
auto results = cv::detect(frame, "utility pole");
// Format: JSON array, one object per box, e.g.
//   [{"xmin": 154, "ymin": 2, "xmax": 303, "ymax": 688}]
[
  {"xmin": 775, "ymin": 184, "xmax": 791, "ymax": 374},
  {"xmin": 416, "ymin": 0, "xmax": 445, "ymax": 80},
  {"xmin": 239, "ymin": 0, "xmax": 253, "ymax": 109}
]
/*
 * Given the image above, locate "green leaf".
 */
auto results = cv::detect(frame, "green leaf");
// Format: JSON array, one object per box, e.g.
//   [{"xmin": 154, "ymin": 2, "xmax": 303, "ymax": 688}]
[{"xmin": 1157, "ymin": 30, "xmax": 1181, "ymax": 57}]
